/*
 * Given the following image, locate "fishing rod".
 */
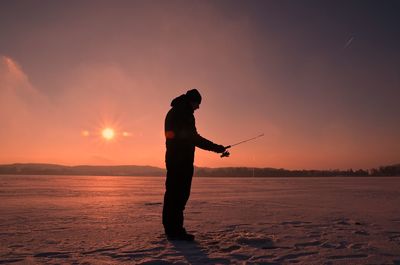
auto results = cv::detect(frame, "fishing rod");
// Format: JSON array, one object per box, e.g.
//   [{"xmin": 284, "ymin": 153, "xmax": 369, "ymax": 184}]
[{"xmin": 221, "ymin": 133, "xmax": 264, "ymax": 158}]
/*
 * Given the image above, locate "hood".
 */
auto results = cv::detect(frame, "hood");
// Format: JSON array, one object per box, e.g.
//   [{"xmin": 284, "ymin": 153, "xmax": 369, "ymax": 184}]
[
  {"xmin": 170, "ymin": 94, "xmax": 187, "ymax": 106},
  {"xmin": 170, "ymin": 94, "xmax": 193, "ymax": 113}
]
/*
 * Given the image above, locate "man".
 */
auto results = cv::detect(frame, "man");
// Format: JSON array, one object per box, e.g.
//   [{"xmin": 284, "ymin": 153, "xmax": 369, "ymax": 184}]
[{"xmin": 163, "ymin": 88, "xmax": 227, "ymax": 241}]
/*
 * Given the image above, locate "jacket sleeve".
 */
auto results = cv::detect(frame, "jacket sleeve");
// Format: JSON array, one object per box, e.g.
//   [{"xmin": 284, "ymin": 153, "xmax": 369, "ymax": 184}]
[{"xmin": 194, "ymin": 132, "xmax": 221, "ymax": 152}]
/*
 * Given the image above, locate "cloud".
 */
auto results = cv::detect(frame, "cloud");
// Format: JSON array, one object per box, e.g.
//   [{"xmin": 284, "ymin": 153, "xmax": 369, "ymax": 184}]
[
  {"xmin": 0, "ymin": 56, "xmax": 46, "ymax": 128},
  {"xmin": 0, "ymin": 56, "xmax": 51, "ymax": 162},
  {"xmin": 344, "ymin": 36, "xmax": 355, "ymax": 48}
]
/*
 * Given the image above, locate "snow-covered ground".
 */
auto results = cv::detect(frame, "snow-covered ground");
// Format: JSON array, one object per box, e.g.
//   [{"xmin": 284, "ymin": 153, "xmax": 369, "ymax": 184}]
[{"xmin": 1, "ymin": 175, "xmax": 399, "ymax": 264}]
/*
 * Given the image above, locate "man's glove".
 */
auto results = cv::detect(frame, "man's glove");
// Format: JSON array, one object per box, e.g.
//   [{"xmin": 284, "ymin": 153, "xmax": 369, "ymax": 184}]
[{"xmin": 214, "ymin": 145, "xmax": 226, "ymax": 153}]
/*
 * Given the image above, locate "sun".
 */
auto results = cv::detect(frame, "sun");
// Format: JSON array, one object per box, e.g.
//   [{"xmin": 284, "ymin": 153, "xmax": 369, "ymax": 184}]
[{"xmin": 102, "ymin": 128, "xmax": 115, "ymax": 140}]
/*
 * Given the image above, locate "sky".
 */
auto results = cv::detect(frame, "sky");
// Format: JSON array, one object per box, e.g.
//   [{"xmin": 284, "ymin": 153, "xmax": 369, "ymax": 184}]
[{"xmin": 0, "ymin": 0, "xmax": 399, "ymax": 170}]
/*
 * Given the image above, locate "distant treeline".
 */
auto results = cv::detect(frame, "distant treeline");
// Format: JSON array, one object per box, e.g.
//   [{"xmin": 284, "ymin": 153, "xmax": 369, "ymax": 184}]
[
  {"xmin": 369, "ymin": 164, "xmax": 400, "ymax": 176},
  {"xmin": 195, "ymin": 164, "xmax": 400, "ymax": 177},
  {"xmin": 0, "ymin": 163, "xmax": 399, "ymax": 177},
  {"xmin": 0, "ymin": 164, "xmax": 165, "ymax": 176}
]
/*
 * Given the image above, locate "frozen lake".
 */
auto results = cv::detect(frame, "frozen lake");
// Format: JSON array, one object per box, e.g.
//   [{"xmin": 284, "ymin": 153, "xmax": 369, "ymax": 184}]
[{"xmin": 1, "ymin": 175, "xmax": 400, "ymax": 264}]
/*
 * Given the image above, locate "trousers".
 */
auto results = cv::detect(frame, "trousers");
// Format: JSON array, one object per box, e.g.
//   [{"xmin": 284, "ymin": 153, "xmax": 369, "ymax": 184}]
[{"xmin": 162, "ymin": 164, "xmax": 194, "ymax": 234}]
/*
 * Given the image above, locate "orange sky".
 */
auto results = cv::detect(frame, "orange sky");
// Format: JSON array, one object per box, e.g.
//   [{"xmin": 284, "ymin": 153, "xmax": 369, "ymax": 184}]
[{"xmin": 0, "ymin": 1, "xmax": 399, "ymax": 170}]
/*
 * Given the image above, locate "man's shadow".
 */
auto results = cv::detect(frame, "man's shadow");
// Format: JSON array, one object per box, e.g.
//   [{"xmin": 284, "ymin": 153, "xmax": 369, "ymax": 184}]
[{"xmin": 170, "ymin": 240, "xmax": 230, "ymax": 264}]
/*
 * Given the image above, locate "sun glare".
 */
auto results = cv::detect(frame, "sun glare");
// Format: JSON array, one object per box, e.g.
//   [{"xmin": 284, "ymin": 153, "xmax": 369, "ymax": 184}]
[{"xmin": 102, "ymin": 128, "xmax": 115, "ymax": 140}]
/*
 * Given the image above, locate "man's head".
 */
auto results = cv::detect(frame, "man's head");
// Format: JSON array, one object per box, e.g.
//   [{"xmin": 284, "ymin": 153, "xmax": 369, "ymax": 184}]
[{"xmin": 185, "ymin": 88, "xmax": 202, "ymax": 110}]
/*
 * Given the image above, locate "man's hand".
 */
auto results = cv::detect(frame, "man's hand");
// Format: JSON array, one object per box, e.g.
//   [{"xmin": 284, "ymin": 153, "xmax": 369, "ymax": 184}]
[
  {"xmin": 214, "ymin": 145, "xmax": 226, "ymax": 153},
  {"xmin": 215, "ymin": 145, "xmax": 230, "ymax": 158}
]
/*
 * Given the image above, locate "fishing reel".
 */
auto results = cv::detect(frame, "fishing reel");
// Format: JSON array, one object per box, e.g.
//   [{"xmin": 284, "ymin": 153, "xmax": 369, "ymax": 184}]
[
  {"xmin": 220, "ymin": 146, "xmax": 231, "ymax": 158},
  {"xmin": 220, "ymin": 151, "xmax": 230, "ymax": 158}
]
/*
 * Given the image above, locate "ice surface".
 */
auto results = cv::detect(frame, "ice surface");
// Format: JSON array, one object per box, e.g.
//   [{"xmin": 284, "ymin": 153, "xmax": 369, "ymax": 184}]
[{"xmin": 0, "ymin": 175, "xmax": 400, "ymax": 264}]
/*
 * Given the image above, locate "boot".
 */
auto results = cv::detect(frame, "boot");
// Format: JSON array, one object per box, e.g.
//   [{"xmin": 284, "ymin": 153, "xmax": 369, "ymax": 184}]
[{"xmin": 165, "ymin": 228, "xmax": 195, "ymax": 241}]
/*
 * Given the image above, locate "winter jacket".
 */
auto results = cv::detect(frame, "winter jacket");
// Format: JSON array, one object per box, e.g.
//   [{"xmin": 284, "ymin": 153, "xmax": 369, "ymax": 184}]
[{"xmin": 165, "ymin": 94, "xmax": 221, "ymax": 166}]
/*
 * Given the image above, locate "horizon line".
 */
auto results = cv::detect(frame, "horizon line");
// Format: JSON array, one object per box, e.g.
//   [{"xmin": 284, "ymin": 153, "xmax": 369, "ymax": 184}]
[{"xmin": 1, "ymin": 162, "xmax": 398, "ymax": 171}]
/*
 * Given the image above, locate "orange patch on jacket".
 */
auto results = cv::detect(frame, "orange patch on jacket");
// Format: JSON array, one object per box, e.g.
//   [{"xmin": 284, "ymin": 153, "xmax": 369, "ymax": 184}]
[{"xmin": 165, "ymin": 131, "xmax": 175, "ymax": 139}]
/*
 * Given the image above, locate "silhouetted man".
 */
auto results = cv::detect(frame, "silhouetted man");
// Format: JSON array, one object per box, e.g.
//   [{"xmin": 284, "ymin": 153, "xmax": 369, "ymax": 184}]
[{"xmin": 163, "ymin": 89, "xmax": 226, "ymax": 241}]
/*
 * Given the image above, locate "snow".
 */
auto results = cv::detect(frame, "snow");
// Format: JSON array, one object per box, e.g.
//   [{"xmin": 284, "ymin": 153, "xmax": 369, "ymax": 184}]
[{"xmin": 1, "ymin": 175, "xmax": 400, "ymax": 264}]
